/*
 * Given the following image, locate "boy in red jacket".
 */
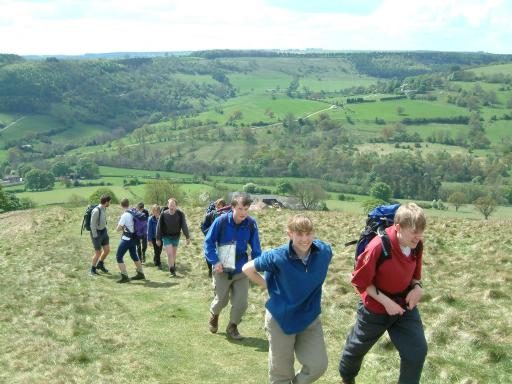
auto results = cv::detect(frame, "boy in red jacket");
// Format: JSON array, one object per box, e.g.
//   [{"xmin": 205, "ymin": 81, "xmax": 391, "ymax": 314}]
[{"xmin": 339, "ymin": 203, "xmax": 427, "ymax": 384}]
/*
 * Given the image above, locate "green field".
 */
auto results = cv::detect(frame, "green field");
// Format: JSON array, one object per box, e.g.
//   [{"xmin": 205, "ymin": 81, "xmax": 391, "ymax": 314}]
[{"xmin": 470, "ymin": 63, "xmax": 512, "ymax": 75}]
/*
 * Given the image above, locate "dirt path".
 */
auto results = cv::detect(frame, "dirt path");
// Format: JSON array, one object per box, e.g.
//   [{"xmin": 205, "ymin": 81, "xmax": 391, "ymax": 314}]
[{"xmin": 0, "ymin": 116, "xmax": 26, "ymax": 132}]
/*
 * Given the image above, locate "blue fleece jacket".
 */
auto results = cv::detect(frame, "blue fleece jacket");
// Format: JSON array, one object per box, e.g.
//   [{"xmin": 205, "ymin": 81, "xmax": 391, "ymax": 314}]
[
  {"xmin": 204, "ymin": 212, "xmax": 261, "ymax": 274},
  {"xmin": 254, "ymin": 239, "xmax": 332, "ymax": 334},
  {"xmin": 147, "ymin": 216, "xmax": 158, "ymax": 241}
]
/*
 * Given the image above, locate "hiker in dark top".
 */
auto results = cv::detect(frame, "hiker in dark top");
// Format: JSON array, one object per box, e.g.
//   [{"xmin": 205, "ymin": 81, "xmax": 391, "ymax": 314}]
[
  {"xmin": 338, "ymin": 203, "xmax": 427, "ymax": 384},
  {"xmin": 90, "ymin": 195, "xmax": 112, "ymax": 275},
  {"xmin": 147, "ymin": 204, "xmax": 163, "ymax": 270},
  {"xmin": 135, "ymin": 202, "xmax": 149, "ymax": 264},
  {"xmin": 156, "ymin": 198, "xmax": 191, "ymax": 277}
]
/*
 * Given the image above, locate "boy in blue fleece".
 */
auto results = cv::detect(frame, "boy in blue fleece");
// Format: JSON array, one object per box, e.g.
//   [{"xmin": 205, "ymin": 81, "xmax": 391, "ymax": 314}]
[
  {"xmin": 205, "ymin": 194, "xmax": 261, "ymax": 340},
  {"xmin": 243, "ymin": 215, "xmax": 332, "ymax": 384}
]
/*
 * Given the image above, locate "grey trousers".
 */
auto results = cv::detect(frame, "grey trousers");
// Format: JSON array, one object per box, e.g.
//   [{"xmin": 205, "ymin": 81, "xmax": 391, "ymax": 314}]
[
  {"xmin": 339, "ymin": 301, "xmax": 428, "ymax": 384},
  {"xmin": 210, "ymin": 271, "xmax": 249, "ymax": 325},
  {"xmin": 265, "ymin": 311, "xmax": 328, "ymax": 384}
]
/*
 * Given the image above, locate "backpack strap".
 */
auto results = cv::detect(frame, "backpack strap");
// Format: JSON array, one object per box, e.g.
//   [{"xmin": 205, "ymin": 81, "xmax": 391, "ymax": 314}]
[{"xmin": 375, "ymin": 229, "xmax": 392, "ymax": 270}]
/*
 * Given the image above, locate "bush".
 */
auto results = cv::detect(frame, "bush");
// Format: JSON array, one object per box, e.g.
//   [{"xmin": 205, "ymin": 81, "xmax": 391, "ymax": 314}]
[{"xmin": 88, "ymin": 188, "xmax": 119, "ymax": 205}]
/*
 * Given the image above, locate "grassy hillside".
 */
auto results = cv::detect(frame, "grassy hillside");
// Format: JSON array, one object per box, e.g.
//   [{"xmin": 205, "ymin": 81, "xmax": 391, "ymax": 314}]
[{"xmin": 1, "ymin": 206, "xmax": 510, "ymax": 383}]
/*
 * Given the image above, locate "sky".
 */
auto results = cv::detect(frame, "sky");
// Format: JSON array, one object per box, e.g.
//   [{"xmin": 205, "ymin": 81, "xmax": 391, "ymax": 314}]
[{"xmin": 0, "ymin": 0, "xmax": 511, "ymax": 56}]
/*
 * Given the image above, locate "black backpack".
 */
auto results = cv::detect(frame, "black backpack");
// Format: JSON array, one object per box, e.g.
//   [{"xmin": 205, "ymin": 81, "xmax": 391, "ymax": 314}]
[
  {"xmin": 345, "ymin": 204, "xmax": 400, "ymax": 269},
  {"xmin": 81, "ymin": 204, "xmax": 99, "ymax": 235}
]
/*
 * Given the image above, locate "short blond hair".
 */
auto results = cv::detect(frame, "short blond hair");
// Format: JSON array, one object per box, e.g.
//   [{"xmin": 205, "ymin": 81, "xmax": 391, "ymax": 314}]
[
  {"xmin": 394, "ymin": 203, "xmax": 426, "ymax": 231},
  {"xmin": 287, "ymin": 215, "xmax": 314, "ymax": 233}
]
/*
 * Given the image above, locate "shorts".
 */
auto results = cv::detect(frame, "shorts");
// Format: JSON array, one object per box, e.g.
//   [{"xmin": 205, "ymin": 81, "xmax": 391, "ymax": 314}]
[
  {"xmin": 162, "ymin": 236, "xmax": 180, "ymax": 247},
  {"xmin": 91, "ymin": 229, "xmax": 109, "ymax": 251}
]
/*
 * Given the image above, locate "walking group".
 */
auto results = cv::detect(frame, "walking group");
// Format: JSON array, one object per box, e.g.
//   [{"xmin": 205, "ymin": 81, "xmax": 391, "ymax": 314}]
[{"xmin": 87, "ymin": 193, "xmax": 428, "ymax": 384}]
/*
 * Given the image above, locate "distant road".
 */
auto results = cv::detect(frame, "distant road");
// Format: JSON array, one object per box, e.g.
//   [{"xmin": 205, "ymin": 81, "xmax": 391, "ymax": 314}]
[
  {"xmin": 304, "ymin": 104, "xmax": 337, "ymax": 119},
  {"xmin": 0, "ymin": 116, "xmax": 26, "ymax": 133}
]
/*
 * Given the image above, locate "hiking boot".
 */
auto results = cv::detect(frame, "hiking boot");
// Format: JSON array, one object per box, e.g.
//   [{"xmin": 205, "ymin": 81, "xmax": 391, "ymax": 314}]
[
  {"xmin": 97, "ymin": 261, "xmax": 109, "ymax": 273},
  {"xmin": 90, "ymin": 267, "xmax": 99, "ymax": 276},
  {"xmin": 226, "ymin": 323, "xmax": 244, "ymax": 340},
  {"xmin": 142, "ymin": 254, "xmax": 146, "ymax": 263},
  {"xmin": 131, "ymin": 271, "xmax": 146, "ymax": 280},
  {"xmin": 341, "ymin": 378, "xmax": 355, "ymax": 384},
  {"xmin": 170, "ymin": 266, "xmax": 176, "ymax": 277},
  {"xmin": 208, "ymin": 313, "xmax": 219, "ymax": 333},
  {"xmin": 117, "ymin": 274, "xmax": 130, "ymax": 283},
  {"xmin": 156, "ymin": 264, "xmax": 163, "ymax": 270}
]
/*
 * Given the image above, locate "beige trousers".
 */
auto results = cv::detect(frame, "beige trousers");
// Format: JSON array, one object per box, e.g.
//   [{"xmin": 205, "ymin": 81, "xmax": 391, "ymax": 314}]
[
  {"xmin": 210, "ymin": 271, "xmax": 249, "ymax": 325},
  {"xmin": 265, "ymin": 310, "xmax": 328, "ymax": 384}
]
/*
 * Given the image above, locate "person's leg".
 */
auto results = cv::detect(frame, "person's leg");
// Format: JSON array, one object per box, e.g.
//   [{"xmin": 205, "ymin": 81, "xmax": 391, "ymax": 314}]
[
  {"xmin": 135, "ymin": 237, "xmax": 142, "ymax": 260},
  {"xmin": 338, "ymin": 302, "xmax": 389, "ymax": 382},
  {"xmin": 265, "ymin": 310, "xmax": 296, "ymax": 384},
  {"xmin": 128, "ymin": 240, "xmax": 145, "ymax": 280},
  {"xmin": 152, "ymin": 239, "xmax": 161, "ymax": 267},
  {"xmin": 228, "ymin": 273, "xmax": 249, "ymax": 325},
  {"xmin": 91, "ymin": 248, "xmax": 101, "ymax": 274},
  {"xmin": 97, "ymin": 232, "xmax": 110, "ymax": 272},
  {"xmin": 294, "ymin": 317, "xmax": 328, "ymax": 384},
  {"xmin": 116, "ymin": 240, "xmax": 130, "ymax": 283},
  {"xmin": 141, "ymin": 236, "xmax": 147, "ymax": 262},
  {"xmin": 206, "ymin": 260, "xmax": 212, "ymax": 278},
  {"xmin": 388, "ymin": 307, "xmax": 427, "ymax": 384},
  {"xmin": 167, "ymin": 244, "xmax": 178, "ymax": 276},
  {"xmin": 210, "ymin": 272, "xmax": 232, "ymax": 316},
  {"xmin": 209, "ymin": 272, "xmax": 232, "ymax": 333}
]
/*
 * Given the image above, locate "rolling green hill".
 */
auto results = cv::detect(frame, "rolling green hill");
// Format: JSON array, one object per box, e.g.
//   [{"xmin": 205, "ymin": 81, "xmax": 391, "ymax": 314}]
[{"xmin": 2, "ymin": 51, "xmax": 512, "ymax": 208}]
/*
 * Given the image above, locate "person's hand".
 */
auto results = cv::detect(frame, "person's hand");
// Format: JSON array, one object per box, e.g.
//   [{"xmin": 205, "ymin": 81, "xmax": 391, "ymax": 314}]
[
  {"xmin": 384, "ymin": 300, "xmax": 405, "ymax": 316},
  {"xmin": 405, "ymin": 285, "xmax": 423, "ymax": 310},
  {"xmin": 214, "ymin": 262, "xmax": 223, "ymax": 274},
  {"xmin": 156, "ymin": 240, "xmax": 161, "ymax": 247}
]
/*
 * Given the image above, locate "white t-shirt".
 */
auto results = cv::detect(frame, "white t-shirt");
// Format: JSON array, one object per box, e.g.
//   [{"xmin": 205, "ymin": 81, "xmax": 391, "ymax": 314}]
[
  {"xmin": 118, "ymin": 211, "xmax": 134, "ymax": 241},
  {"xmin": 400, "ymin": 245, "xmax": 412, "ymax": 257}
]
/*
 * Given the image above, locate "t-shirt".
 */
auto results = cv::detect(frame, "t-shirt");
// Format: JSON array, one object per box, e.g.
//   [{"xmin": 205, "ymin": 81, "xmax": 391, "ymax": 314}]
[{"xmin": 118, "ymin": 211, "xmax": 134, "ymax": 241}]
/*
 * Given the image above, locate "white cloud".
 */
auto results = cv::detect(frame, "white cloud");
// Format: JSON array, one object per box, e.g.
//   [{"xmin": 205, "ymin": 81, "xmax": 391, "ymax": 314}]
[{"xmin": 0, "ymin": 0, "xmax": 510, "ymax": 54}]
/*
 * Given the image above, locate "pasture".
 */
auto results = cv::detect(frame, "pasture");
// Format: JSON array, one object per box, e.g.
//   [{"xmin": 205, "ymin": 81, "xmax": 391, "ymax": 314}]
[{"xmin": 0, "ymin": 206, "xmax": 510, "ymax": 383}]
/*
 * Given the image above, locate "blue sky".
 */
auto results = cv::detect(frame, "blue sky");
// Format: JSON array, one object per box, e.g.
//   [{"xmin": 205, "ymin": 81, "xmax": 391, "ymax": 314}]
[{"xmin": 0, "ymin": 0, "xmax": 510, "ymax": 55}]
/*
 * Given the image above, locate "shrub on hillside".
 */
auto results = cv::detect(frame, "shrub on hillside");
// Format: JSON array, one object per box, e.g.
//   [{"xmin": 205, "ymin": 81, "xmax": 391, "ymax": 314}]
[
  {"xmin": 144, "ymin": 180, "xmax": 183, "ymax": 206},
  {"xmin": 88, "ymin": 188, "xmax": 119, "ymax": 205}
]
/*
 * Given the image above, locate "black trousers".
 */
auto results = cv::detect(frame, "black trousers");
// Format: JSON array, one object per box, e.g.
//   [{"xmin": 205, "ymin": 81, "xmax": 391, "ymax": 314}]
[
  {"xmin": 151, "ymin": 239, "xmax": 162, "ymax": 266},
  {"xmin": 339, "ymin": 301, "xmax": 427, "ymax": 384},
  {"xmin": 135, "ymin": 236, "xmax": 148, "ymax": 259}
]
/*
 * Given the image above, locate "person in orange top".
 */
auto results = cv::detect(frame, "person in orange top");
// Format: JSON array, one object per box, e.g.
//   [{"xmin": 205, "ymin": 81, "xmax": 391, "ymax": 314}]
[{"xmin": 339, "ymin": 203, "xmax": 427, "ymax": 384}]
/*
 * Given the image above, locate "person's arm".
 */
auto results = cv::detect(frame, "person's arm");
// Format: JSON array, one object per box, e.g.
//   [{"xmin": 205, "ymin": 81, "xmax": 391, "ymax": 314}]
[
  {"xmin": 365, "ymin": 285, "xmax": 405, "ymax": 316},
  {"xmin": 90, "ymin": 208, "xmax": 99, "ymax": 238},
  {"xmin": 180, "ymin": 211, "xmax": 191, "ymax": 244},
  {"xmin": 116, "ymin": 215, "xmax": 125, "ymax": 233},
  {"xmin": 155, "ymin": 214, "xmax": 163, "ymax": 246},
  {"xmin": 249, "ymin": 220, "xmax": 262, "ymax": 259},
  {"xmin": 204, "ymin": 219, "xmax": 221, "ymax": 272},
  {"xmin": 405, "ymin": 279, "xmax": 423, "ymax": 310},
  {"xmin": 242, "ymin": 260, "xmax": 266, "ymax": 289}
]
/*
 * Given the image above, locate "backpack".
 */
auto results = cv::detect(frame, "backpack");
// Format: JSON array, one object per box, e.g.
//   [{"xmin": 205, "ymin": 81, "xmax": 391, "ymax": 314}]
[
  {"xmin": 345, "ymin": 204, "xmax": 400, "ymax": 269},
  {"xmin": 200, "ymin": 206, "xmax": 232, "ymax": 236},
  {"xmin": 128, "ymin": 208, "xmax": 148, "ymax": 239},
  {"xmin": 81, "ymin": 204, "xmax": 100, "ymax": 235},
  {"xmin": 205, "ymin": 201, "xmax": 216, "ymax": 215}
]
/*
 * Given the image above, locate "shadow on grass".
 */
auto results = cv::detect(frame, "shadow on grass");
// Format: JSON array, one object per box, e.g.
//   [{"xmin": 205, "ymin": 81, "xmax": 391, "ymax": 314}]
[
  {"xmin": 100, "ymin": 274, "xmax": 177, "ymax": 288},
  {"xmin": 142, "ymin": 280, "xmax": 177, "ymax": 288},
  {"xmin": 225, "ymin": 334, "xmax": 268, "ymax": 352}
]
